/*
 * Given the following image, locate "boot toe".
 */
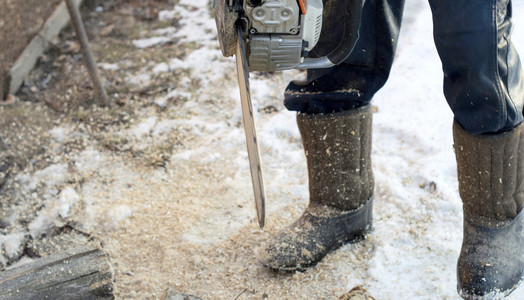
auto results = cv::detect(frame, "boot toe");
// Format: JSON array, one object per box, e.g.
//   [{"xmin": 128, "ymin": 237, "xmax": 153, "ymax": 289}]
[
  {"xmin": 457, "ymin": 212, "xmax": 524, "ymax": 299},
  {"xmin": 458, "ymin": 256, "xmax": 523, "ymax": 298},
  {"xmin": 260, "ymin": 200, "xmax": 373, "ymax": 272},
  {"xmin": 261, "ymin": 237, "xmax": 326, "ymax": 272}
]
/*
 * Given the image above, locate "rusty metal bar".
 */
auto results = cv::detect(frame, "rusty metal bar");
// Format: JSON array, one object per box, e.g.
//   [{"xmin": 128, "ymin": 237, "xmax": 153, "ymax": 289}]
[{"xmin": 65, "ymin": 0, "xmax": 110, "ymax": 107}]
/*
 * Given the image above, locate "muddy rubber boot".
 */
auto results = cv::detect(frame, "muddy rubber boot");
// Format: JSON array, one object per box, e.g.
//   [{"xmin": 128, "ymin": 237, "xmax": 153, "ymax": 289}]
[
  {"xmin": 261, "ymin": 105, "xmax": 374, "ymax": 272},
  {"xmin": 453, "ymin": 120, "xmax": 524, "ymax": 299}
]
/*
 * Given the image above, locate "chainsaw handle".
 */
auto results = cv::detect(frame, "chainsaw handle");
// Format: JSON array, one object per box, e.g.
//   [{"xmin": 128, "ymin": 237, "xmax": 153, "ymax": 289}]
[{"xmin": 298, "ymin": 0, "xmax": 364, "ymax": 69}]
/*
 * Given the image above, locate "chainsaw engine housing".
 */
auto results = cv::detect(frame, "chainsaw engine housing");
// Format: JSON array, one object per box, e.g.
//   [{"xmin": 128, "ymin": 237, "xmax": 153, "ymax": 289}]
[
  {"xmin": 245, "ymin": 0, "xmax": 322, "ymax": 71},
  {"xmin": 215, "ymin": 0, "xmax": 323, "ymax": 72}
]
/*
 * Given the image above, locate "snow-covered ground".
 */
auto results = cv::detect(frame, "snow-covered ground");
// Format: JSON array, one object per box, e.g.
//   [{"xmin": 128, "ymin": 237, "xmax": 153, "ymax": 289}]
[
  {"xmin": 132, "ymin": 0, "xmax": 524, "ymax": 297},
  {"xmin": 3, "ymin": 0, "xmax": 524, "ymax": 298}
]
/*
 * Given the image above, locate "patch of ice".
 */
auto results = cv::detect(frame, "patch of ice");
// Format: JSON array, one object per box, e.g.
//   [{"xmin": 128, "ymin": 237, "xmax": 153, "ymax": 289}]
[
  {"xmin": 153, "ymin": 27, "xmax": 177, "ymax": 36},
  {"xmin": 28, "ymin": 187, "xmax": 80, "ymax": 238},
  {"xmin": 171, "ymin": 150, "xmax": 193, "ymax": 161},
  {"xmin": 163, "ymin": 57, "xmax": 185, "ymax": 71},
  {"xmin": 165, "ymin": 89, "xmax": 191, "ymax": 99},
  {"xmin": 28, "ymin": 209, "xmax": 56, "ymax": 239},
  {"xmin": 200, "ymin": 152, "xmax": 221, "ymax": 163}
]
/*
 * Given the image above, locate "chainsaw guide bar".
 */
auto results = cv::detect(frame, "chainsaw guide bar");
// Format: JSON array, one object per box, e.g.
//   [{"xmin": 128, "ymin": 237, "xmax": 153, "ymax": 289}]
[{"xmin": 235, "ymin": 24, "xmax": 266, "ymax": 229}]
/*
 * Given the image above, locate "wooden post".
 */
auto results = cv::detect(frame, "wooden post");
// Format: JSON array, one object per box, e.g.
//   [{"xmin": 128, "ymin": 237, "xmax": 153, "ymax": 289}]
[
  {"xmin": 65, "ymin": 0, "xmax": 111, "ymax": 107},
  {"xmin": 0, "ymin": 246, "xmax": 114, "ymax": 299}
]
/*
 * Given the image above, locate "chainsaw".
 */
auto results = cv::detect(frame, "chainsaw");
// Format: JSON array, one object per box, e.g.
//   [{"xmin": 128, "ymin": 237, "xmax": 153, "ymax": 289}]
[{"xmin": 214, "ymin": 0, "xmax": 363, "ymax": 228}]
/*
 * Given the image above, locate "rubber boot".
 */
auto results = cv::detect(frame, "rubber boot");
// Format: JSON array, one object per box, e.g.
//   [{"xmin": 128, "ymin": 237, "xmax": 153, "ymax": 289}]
[
  {"xmin": 261, "ymin": 105, "xmax": 374, "ymax": 272},
  {"xmin": 453, "ymin": 120, "xmax": 524, "ymax": 299}
]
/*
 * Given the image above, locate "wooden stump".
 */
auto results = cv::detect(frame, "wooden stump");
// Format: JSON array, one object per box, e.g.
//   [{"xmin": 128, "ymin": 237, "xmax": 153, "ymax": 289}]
[{"xmin": 0, "ymin": 246, "xmax": 114, "ymax": 299}]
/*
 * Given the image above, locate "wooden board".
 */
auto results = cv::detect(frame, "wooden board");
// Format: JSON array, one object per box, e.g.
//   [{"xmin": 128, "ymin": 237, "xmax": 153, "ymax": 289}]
[
  {"xmin": 1, "ymin": 0, "xmax": 83, "ymax": 99},
  {"xmin": 0, "ymin": 246, "xmax": 114, "ymax": 299}
]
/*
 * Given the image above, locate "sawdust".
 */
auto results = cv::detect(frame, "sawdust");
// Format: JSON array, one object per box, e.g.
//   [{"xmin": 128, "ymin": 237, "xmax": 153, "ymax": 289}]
[
  {"xmin": 1, "ymin": 1, "xmax": 372, "ymax": 298},
  {"xmin": 339, "ymin": 286, "xmax": 376, "ymax": 300}
]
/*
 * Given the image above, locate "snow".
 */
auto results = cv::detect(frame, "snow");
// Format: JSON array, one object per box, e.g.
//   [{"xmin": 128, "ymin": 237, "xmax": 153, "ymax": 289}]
[
  {"xmin": 158, "ymin": 9, "xmax": 177, "ymax": 21},
  {"xmin": 104, "ymin": 205, "xmax": 134, "ymax": 230},
  {"xmin": 74, "ymin": 148, "xmax": 104, "ymax": 175},
  {"xmin": 0, "ymin": 233, "xmax": 25, "ymax": 261},
  {"xmin": 152, "ymin": 62, "xmax": 170, "ymax": 74},
  {"xmin": 48, "ymin": 126, "xmax": 70, "ymax": 143},
  {"xmin": 98, "ymin": 62, "xmax": 119, "ymax": 70},
  {"xmin": 128, "ymin": 116, "xmax": 158, "ymax": 138},
  {"xmin": 128, "ymin": 72, "xmax": 151, "ymax": 86},
  {"xmin": 132, "ymin": 36, "xmax": 172, "ymax": 48},
  {"xmin": 28, "ymin": 187, "xmax": 80, "ymax": 238},
  {"xmin": 6, "ymin": 0, "xmax": 524, "ymax": 298},
  {"xmin": 22, "ymin": 163, "xmax": 68, "ymax": 191},
  {"xmin": 182, "ymin": 0, "xmax": 524, "ymax": 297},
  {"xmin": 56, "ymin": 186, "xmax": 80, "ymax": 218}
]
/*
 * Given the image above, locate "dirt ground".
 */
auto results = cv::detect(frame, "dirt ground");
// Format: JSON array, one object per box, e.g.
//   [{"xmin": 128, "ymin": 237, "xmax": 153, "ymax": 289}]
[
  {"xmin": 0, "ymin": 0, "xmax": 176, "ymax": 211},
  {"xmin": 0, "ymin": 0, "xmax": 199, "ymax": 294}
]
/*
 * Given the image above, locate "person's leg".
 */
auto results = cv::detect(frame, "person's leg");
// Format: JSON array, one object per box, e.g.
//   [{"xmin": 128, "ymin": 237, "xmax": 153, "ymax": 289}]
[
  {"xmin": 261, "ymin": 0, "xmax": 406, "ymax": 271},
  {"xmin": 453, "ymin": 120, "xmax": 524, "ymax": 298},
  {"xmin": 430, "ymin": 0, "xmax": 524, "ymax": 135},
  {"xmin": 283, "ymin": 0, "xmax": 406, "ymax": 114},
  {"xmin": 430, "ymin": 0, "xmax": 524, "ymax": 297}
]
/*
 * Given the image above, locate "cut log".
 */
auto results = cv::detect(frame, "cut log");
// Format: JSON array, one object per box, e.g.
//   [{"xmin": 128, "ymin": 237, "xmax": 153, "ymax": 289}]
[{"xmin": 0, "ymin": 246, "xmax": 114, "ymax": 300}]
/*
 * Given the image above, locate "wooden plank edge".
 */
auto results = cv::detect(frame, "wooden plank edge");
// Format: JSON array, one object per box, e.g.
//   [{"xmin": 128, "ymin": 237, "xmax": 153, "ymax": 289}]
[{"xmin": 6, "ymin": 0, "xmax": 84, "ymax": 98}]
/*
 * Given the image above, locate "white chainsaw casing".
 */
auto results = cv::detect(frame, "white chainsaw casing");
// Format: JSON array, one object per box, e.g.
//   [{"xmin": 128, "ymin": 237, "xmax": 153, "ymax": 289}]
[
  {"xmin": 245, "ymin": 0, "xmax": 301, "ymax": 34},
  {"xmin": 302, "ymin": 0, "xmax": 322, "ymax": 51},
  {"xmin": 244, "ymin": 0, "xmax": 323, "ymax": 71}
]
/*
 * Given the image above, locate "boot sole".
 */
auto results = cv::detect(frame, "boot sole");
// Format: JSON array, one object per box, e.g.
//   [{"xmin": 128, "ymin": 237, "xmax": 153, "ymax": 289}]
[{"xmin": 458, "ymin": 276, "xmax": 523, "ymax": 300}]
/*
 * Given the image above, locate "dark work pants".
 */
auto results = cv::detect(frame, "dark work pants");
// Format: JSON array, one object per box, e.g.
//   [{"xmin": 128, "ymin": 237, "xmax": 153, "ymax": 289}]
[{"xmin": 284, "ymin": 0, "xmax": 524, "ymax": 134}]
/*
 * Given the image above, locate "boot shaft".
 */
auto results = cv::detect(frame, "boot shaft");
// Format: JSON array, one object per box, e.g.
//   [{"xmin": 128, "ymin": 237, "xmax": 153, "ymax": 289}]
[
  {"xmin": 297, "ymin": 105, "xmax": 374, "ymax": 211},
  {"xmin": 453, "ymin": 120, "xmax": 524, "ymax": 227}
]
